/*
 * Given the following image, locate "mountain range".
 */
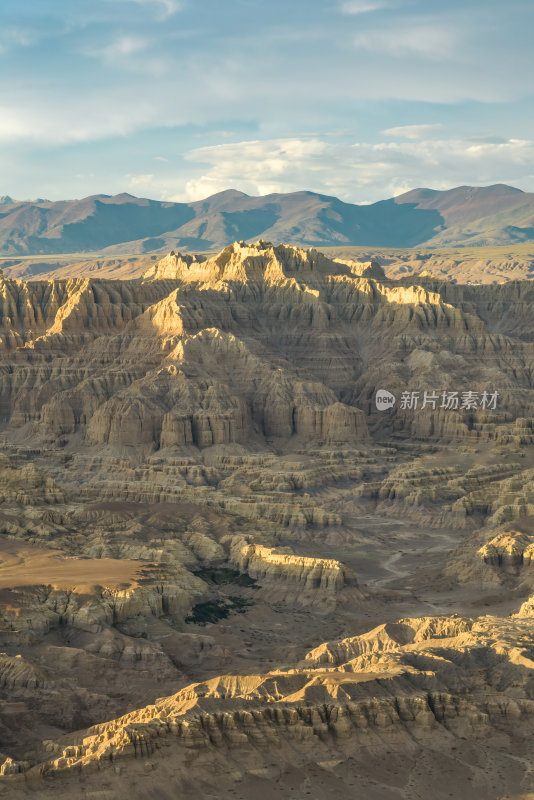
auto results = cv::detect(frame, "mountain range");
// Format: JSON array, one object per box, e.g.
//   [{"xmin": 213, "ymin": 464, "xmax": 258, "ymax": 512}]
[{"xmin": 1, "ymin": 183, "xmax": 533, "ymax": 255}]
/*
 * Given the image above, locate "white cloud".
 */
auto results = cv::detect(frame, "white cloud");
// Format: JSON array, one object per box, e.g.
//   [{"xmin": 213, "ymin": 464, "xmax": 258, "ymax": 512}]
[
  {"xmin": 1, "ymin": 27, "xmax": 35, "ymax": 48},
  {"xmin": 0, "ymin": 24, "xmax": 55, "ymax": 57},
  {"xmin": 0, "ymin": 107, "xmax": 38, "ymax": 141},
  {"xmin": 153, "ymin": 156, "xmax": 169, "ymax": 162},
  {"xmin": 94, "ymin": 35, "xmax": 151, "ymax": 62},
  {"xmin": 340, "ymin": 0, "xmax": 388, "ymax": 13},
  {"xmin": 382, "ymin": 124, "xmax": 442, "ymax": 139},
  {"xmin": 176, "ymin": 138, "xmax": 330, "ymax": 201},
  {"xmin": 0, "ymin": 92, "xmax": 159, "ymax": 145},
  {"xmin": 0, "ymin": 5, "xmax": 530, "ymax": 152},
  {"xmin": 159, "ymin": 135, "xmax": 534, "ymax": 203},
  {"xmin": 119, "ymin": 0, "xmax": 183, "ymax": 19},
  {"xmin": 127, "ymin": 173, "xmax": 155, "ymax": 187},
  {"xmin": 4, "ymin": 128, "xmax": 534, "ymax": 204},
  {"xmin": 354, "ymin": 23, "xmax": 459, "ymax": 60},
  {"xmin": 83, "ymin": 34, "xmax": 174, "ymax": 77}
]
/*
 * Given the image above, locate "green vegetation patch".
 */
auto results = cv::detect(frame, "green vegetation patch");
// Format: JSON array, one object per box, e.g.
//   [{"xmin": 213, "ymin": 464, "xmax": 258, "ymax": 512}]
[
  {"xmin": 185, "ymin": 600, "xmax": 230, "ymax": 625},
  {"xmin": 193, "ymin": 567, "xmax": 258, "ymax": 587},
  {"xmin": 226, "ymin": 596, "xmax": 251, "ymax": 613},
  {"xmin": 185, "ymin": 595, "xmax": 253, "ymax": 626}
]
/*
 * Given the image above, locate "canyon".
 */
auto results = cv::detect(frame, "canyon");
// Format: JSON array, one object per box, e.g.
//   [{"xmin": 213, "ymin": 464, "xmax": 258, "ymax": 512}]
[{"xmin": 0, "ymin": 240, "xmax": 533, "ymax": 798}]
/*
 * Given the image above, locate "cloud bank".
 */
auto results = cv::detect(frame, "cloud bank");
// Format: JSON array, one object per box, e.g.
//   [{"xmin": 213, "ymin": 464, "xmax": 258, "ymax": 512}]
[{"xmin": 137, "ymin": 135, "xmax": 534, "ymax": 203}]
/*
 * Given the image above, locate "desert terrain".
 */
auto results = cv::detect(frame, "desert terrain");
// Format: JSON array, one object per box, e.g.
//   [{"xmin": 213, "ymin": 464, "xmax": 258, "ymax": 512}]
[
  {"xmin": 0, "ymin": 241, "xmax": 533, "ymax": 798},
  {"xmin": 2, "ymin": 243, "xmax": 533, "ymax": 286}
]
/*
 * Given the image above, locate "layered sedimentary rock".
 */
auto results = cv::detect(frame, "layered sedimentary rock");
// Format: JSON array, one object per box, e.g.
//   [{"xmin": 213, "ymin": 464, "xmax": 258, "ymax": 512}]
[
  {"xmin": 229, "ymin": 539, "xmax": 357, "ymax": 591},
  {"xmin": 333, "ymin": 256, "xmax": 387, "ymax": 279},
  {"xmin": 0, "ymin": 241, "xmax": 534, "ymax": 799},
  {"xmin": 3, "ymin": 608, "xmax": 534, "ymax": 799},
  {"xmin": 445, "ymin": 515, "xmax": 534, "ymax": 589},
  {"xmin": 0, "ymin": 454, "xmax": 64, "ymax": 505},
  {"xmin": 479, "ymin": 527, "xmax": 534, "ymax": 567},
  {"xmin": 1, "ymin": 241, "xmax": 533, "ymax": 454}
]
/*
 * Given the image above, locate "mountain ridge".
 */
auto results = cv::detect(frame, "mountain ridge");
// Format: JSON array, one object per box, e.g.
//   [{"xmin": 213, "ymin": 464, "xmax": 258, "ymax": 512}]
[
  {"xmin": 0, "ymin": 183, "xmax": 533, "ymax": 255},
  {"xmin": 0, "ymin": 240, "xmax": 534, "ymax": 797}
]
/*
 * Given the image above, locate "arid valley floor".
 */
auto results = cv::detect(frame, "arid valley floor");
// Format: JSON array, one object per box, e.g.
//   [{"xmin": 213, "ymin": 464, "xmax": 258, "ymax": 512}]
[{"xmin": 0, "ymin": 242, "xmax": 534, "ymax": 799}]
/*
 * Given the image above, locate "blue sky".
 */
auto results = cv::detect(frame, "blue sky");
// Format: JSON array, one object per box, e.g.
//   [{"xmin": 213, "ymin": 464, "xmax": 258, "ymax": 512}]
[{"xmin": 1, "ymin": 0, "xmax": 533, "ymax": 203}]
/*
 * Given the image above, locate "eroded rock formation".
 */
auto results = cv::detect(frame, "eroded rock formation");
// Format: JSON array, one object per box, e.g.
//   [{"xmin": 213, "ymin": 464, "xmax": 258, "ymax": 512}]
[{"xmin": 0, "ymin": 241, "xmax": 533, "ymax": 799}]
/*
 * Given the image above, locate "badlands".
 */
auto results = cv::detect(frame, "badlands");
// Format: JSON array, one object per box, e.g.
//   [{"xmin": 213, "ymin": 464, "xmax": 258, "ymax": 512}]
[{"xmin": 0, "ymin": 240, "xmax": 533, "ymax": 798}]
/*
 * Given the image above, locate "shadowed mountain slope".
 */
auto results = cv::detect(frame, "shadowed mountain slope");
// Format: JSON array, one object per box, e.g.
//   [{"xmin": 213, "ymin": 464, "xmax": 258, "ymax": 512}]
[{"xmin": 1, "ymin": 184, "xmax": 534, "ymax": 256}]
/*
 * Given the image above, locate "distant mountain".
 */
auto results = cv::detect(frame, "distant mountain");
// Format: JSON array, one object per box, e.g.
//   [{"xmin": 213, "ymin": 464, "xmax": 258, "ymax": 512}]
[
  {"xmin": 0, "ymin": 184, "xmax": 533, "ymax": 256},
  {"xmin": 393, "ymin": 185, "xmax": 534, "ymax": 247}
]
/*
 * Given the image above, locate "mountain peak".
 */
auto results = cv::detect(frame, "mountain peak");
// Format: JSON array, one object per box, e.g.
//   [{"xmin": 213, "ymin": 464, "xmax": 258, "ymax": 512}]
[
  {"xmin": 0, "ymin": 184, "xmax": 533, "ymax": 256},
  {"xmin": 144, "ymin": 240, "xmax": 362, "ymax": 284},
  {"xmin": 202, "ymin": 189, "xmax": 250, "ymax": 201}
]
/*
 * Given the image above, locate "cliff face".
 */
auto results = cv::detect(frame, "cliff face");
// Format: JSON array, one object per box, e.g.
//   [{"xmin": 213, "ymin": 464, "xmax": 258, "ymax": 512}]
[
  {"xmin": 5, "ymin": 610, "xmax": 534, "ymax": 799},
  {"xmin": 0, "ymin": 240, "xmax": 533, "ymax": 453},
  {"xmin": 229, "ymin": 539, "xmax": 358, "ymax": 593},
  {"xmin": 1, "ymin": 241, "xmax": 534, "ymax": 800}
]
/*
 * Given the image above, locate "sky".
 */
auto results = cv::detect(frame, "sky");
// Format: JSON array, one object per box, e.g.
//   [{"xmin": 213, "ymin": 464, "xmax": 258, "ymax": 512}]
[{"xmin": 1, "ymin": 0, "xmax": 533, "ymax": 204}]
